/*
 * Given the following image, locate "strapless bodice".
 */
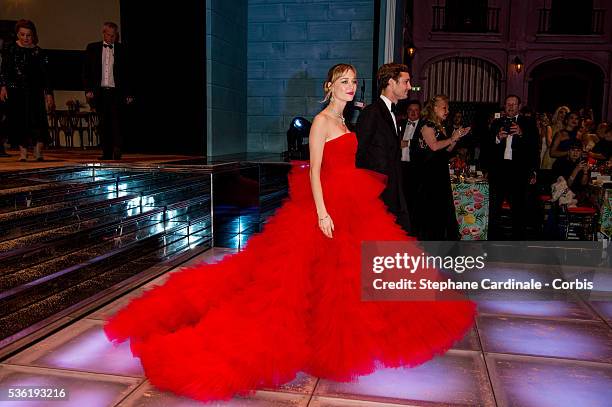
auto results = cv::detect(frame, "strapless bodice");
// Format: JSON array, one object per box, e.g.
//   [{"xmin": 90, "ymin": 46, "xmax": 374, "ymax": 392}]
[{"xmin": 321, "ymin": 132, "xmax": 357, "ymax": 172}]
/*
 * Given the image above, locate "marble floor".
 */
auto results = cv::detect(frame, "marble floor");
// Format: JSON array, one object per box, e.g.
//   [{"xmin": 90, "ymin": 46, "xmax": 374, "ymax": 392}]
[{"xmin": 1, "ymin": 249, "xmax": 611, "ymax": 407}]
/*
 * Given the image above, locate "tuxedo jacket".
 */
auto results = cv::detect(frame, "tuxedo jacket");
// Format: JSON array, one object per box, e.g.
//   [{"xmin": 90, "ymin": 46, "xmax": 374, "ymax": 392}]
[
  {"xmin": 356, "ymin": 97, "xmax": 405, "ymax": 213},
  {"xmin": 486, "ymin": 115, "xmax": 539, "ymax": 177},
  {"xmin": 83, "ymin": 41, "xmax": 131, "ymax": 96}
]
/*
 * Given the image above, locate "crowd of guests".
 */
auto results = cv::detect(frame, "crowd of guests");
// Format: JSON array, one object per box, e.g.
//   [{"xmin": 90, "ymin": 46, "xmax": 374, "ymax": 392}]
[
  {"xmin": 393, "ymin": 92, "xmax": 610, "ymax": 241},
  {"xmin": 1, "ymin": 21, "xmax": 608, "ymax": 241}
]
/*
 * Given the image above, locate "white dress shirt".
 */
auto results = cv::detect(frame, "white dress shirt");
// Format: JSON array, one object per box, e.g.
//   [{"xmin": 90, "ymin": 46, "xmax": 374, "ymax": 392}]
[
  {"xmin": 497, "ymin": 115, "xmax": 519, "ymax": 160},
  {"xmin": 379, "ymin": 94, "xmax": 398, "ymax": 135},
  {"xmin": 401, "ymin": 118, "xmax": 419, "ymax": 161},
  {"xmin": 101, "ymin": 42, "xmax": 116, "ymax": 88}
]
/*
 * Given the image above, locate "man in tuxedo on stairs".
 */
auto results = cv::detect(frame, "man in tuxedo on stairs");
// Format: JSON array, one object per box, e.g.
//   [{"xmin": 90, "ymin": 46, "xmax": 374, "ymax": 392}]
[
  {"xmin": 83, "ymin": 22, "xmax": 133, "ymax": 160},
  {"xmin": 356, "ymin": 63, "xmax": 412, "ymax": 234}
]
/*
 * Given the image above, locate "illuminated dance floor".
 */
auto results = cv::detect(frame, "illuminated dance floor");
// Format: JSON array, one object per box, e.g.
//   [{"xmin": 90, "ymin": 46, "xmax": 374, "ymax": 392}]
[{"xmin": 1, "ymin": 248, "xmax": 611, "ymax": 407}]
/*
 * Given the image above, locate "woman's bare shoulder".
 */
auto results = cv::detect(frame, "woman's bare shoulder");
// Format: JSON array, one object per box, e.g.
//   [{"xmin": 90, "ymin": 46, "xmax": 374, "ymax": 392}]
[
  {"xmin": 313, "ymin": 111, "xmax": 331, "ymax": 126},
  {"xmin": 311, "ymin": 113, "xmax": 332, "ymax": 138}
]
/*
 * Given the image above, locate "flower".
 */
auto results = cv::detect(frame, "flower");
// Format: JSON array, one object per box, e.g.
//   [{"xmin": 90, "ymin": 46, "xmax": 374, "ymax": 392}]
[
  {"xmin": 474, "ymin": 202, "xmax": 483, "ymax": 210},
  {"xmin": 465, "ymin": 206, "xmax": 475, "ymax": 213},
  {"xmin": 464, "ymin": 214, "xmax": 476, "ymax": 224},
  {"xmin": 461, "ymin": 228, "xmax": 471, "ymax": 235}
]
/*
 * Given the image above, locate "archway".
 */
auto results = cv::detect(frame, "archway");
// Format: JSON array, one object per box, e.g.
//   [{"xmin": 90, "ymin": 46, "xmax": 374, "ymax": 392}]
[
  {"xmin": 528, "ymin": 59, "xmax": 605, "ymax": 120},
  {"xmin": 424, "ymin": 56, "xmax": 502, "ymax": 159},
  {"xmin": 425, "ymin": 56, "xmax": 502, "ymax": 103},
  {"xmin": 424, "ymin": 56, "xmax": 501, "ymax": 134}
]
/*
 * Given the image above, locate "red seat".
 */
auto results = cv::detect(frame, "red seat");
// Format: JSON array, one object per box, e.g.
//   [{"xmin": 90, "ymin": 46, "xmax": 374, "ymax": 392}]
[
  {"xmin": 567, "ymin": 206, "xmax": 596, "ymax": 215},
  {"xmin": 539, "ymin": 194, "xmax": 552, "ymax": 202},
  {"xmin": 502, "ymin": 201, "xmax": 511, "ymax": 210}
]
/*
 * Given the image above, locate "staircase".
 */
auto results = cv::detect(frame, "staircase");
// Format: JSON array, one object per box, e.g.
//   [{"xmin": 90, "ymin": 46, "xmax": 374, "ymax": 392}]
[
  {"xmin": 0, "ymin": 161, "xmax": 291, "ymax": 356},
  {"xmin": 0, "ymin": 165, "xmax": 214, "ymax": 348}
]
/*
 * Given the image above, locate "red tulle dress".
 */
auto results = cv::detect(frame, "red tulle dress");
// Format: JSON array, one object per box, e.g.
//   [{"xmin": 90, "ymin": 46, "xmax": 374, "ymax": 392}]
[{"xmin": 104, "ymin": 132, "xmax": 477, "ymax": 401}]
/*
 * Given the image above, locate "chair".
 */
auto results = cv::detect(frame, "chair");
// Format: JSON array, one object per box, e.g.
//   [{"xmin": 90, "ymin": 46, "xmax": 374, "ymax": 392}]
[
  {"xmin": 73, "ymin": 112, "xmax": 92, "ymax": 148},
  {"xmin": 87, "ymin": 112, "xmax": 100, "ymax": 147},
  {"xmin": 47, "ymin": 112, "xmax": 60, "ymax": 147},
  {"xmin": 57, "ymin": 111, "xmax": 74, "ymax": 147}
]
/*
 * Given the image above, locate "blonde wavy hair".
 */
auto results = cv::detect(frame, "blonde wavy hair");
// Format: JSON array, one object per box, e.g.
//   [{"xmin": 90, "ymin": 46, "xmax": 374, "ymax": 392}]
[
  {"xmin": 552, "ymin": 105, "xmax": 570, "ymax": 133},
  {"xmin": 421, "ymin": 95, "xmax": 449, "ymax": 133},
  {"xmin": 322, "ymin": 63, "xmax": 356, "ymax": 103}
]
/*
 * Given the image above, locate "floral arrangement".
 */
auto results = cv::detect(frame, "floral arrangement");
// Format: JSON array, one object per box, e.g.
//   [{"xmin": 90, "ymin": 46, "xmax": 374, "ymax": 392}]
[{"xmin": 450, "ymin": 156, "xmax": 468, "ymax": 172}]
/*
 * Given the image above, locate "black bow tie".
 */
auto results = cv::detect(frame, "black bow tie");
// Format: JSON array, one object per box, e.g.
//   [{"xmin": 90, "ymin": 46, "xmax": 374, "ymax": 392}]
[
  {"xmin": 391, "ymin": 103, "xmax": 397, "ymax": 114},
  {"xmin": 103, "ymin": 43, "xmax": 113, "ymax": 49},
  {"xmin": 408, "ymin": 121, "xmax": 416, "ymax": 127}
]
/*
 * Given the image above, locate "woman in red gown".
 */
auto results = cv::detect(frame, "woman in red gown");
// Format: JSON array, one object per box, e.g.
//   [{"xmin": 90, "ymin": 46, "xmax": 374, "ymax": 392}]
[{"xmin": 104, "ymin": 64, "xmax": 477, "ymax": 401}]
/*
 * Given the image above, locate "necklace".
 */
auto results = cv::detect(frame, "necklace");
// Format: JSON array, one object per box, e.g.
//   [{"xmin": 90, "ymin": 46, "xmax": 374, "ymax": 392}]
[{"xmin": 329, "ymin": 106, "xmax": 346, "ymax": 127}]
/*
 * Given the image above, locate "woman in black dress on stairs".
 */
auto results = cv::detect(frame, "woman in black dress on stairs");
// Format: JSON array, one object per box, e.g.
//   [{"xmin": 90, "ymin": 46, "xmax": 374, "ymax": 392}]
[
  {"xmin": 410, "ymin": 95, "xmax": 469, "ymax": 240},
  {"xmin": 0, "ymin": 19, "xmax": 54, "ymax": 161}
]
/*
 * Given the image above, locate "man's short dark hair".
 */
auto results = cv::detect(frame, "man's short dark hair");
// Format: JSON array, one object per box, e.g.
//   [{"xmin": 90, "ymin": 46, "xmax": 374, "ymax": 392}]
[
  {"xmin": 376, "ymin": 63, "xmax": 409, "ymax": 95},
  {"xmin": 406, "ymin": 99, "xmax": 422, "ymax": 108},
  {"xmin": 505, "ymin": 94, "xmax": 521, "ymax": 105},
  {"xmin": 569, "ymin": 141, "xmax": 583, "ymax": 150},
  {"xmin": 103, "ymin": 22, "xmax": 119, "ymax": 31}
]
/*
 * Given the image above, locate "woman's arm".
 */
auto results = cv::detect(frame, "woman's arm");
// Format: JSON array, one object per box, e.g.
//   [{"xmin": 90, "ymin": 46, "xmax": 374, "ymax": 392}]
[
  {"xmin": 589, "ymin": 151, "xmax": 606, "ymax": 161},
  {"xmin": 446, "ymin": 127, "xmax": 470, "ymax": 152},
  {"xmin": 0, "ymin": 46, "xmax": 10, "ymax": 102},
  {"xmin": 309, "ymin": 116, "xmax": 334, "ymax": 238},
  {"xmin": 422, "ymin": 125, "xmax": 461, "ymax": 152},
  {"xmin": 37, "ymin": 48, "xmax": 55, "ymax": 111},
  {"xmin": 447, "ymin": 141, "xmax": 457, "ymax": 152},
  {"xmin": 545, "ymin": 126, "xmax": 553, "ymax": 146}
]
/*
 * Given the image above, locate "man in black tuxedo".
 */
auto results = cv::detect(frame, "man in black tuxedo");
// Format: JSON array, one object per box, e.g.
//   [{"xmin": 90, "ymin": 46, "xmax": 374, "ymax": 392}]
[
  {"xmin": 486, "ymin": 95, "xmax": 539, "ymax": 240},
  {"xmin": 83, "ymin": 22, "xmax": 132, "ymax": 160},
  {"xmin": 399, "ymin": 100, "xmax": 422, "ymax": 232},
  {"xmin": 356, "ymin": 63, "xmax": 412, "ymax": 234}
]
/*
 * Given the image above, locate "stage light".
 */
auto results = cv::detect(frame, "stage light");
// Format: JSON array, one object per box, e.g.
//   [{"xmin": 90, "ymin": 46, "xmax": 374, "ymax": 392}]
[
  {"xmin": 287, "ymin": 116, "xmax": 311, "ymax": 160},
  {"xmin": 293, "ymin": 118, "xmax": 304, "ymax": 129}
]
